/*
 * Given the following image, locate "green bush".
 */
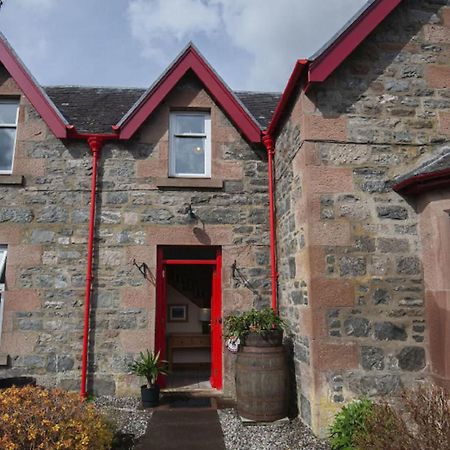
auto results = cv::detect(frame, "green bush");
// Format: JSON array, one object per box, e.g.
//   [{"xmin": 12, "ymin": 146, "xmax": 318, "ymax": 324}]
[
  {"xmin": 328, "ymin": 398, "xmax": 374, "ymax": 450},
  {"xmin": 223, "ymin": 308, "xmax": 285, "ymax": 339},
  {"xmin": 0, "ymin": 385, "xmax": 114, "ymax": 450}
]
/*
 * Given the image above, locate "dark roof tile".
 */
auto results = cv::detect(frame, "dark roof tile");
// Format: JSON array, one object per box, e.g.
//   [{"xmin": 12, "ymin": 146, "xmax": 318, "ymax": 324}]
[
  {"xmin": 44, "ymin": 86, "xmax": 144, "ymax": 134},
  {"xmin": 44, "ymin": 86, "xmax": 280, "ymax": 134}
]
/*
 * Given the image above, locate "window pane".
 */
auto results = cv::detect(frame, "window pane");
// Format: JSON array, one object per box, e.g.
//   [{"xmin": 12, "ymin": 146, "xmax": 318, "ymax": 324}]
[
  {"xmin": 0, "ymin": 128, "xmax": 15, "ymax": 172},
  {"xmin": 0, "ymin": 249, "xmax": 6, "ymax": 284},
  {"xmin": 0, "ymin": 102, "xmax": 18, "ymax": 124},
  {"xmin": 175, "ymin": 115, "xmax": 204, "ymax": 134},
  {"xmin": 174, "ymin": 137, "xmax": 205, "ymax": 174}
]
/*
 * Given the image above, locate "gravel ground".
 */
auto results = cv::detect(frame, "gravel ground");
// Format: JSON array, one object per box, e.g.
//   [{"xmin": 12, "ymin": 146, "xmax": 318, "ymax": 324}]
[
  {"xmin": 218, "ymin": 409, "xmax": 331, "ymax": 450},
  {"xmin": 94, "ymin": 396, "xmax": 151, "ymax": 440}
]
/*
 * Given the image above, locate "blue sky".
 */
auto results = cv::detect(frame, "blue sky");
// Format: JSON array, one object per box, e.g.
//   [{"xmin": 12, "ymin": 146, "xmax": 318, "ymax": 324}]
[{"xmin": 0, "ymin": 0, "xmax": 366, "ymax": 92}]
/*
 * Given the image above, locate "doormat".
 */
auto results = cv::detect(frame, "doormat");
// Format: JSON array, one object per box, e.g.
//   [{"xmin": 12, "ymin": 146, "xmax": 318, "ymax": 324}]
[{"xmin": 168, "ymin": 396, "xmax": 211, "ymax": 408}]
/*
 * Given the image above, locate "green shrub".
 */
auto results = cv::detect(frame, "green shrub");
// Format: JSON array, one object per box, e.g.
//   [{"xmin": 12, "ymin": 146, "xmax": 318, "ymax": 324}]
[
  {"xmin": 328, "ymin": 398, "xmax": 374, "ymax": 450},
  {"xmin": 0, "ymin": 385, "xmax": 114, "ymax": 450},
  {"xmin": 224, "ymin": 308, "xmax": 285, "ymax": 339}
]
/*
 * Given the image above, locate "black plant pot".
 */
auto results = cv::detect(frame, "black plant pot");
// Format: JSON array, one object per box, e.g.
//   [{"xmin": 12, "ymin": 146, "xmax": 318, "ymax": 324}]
[{"xmin": 141, "ymin": 384, "xmax": 160, "ymax": 408}]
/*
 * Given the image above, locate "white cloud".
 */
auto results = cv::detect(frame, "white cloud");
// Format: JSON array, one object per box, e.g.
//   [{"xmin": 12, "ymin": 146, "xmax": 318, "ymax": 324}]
[
  {"xmin": 127, "ymin": 0, "xmax": 221, "ymax": 61},
  {"xmin": 127, "ymin": 0, "xmax": 367, "ymax": 90}
]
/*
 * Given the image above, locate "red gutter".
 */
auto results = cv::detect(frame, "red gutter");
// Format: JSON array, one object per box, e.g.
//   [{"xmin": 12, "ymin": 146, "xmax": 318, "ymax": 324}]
[
  {"xmin": 262, "ymin": 61, "xmax": 309, "ymax": 312},
  {"xmin": 70, "ymin": 130, "xmax": 118, "ymax": 399},
  {"xmin": 262, "ymin": 132, "xmax": 278, "ymax": 312}
]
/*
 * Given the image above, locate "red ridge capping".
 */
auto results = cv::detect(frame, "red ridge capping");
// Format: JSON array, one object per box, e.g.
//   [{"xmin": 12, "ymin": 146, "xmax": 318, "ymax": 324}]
[
  {"xmin": 0, "ymin": 33, "xmax": 69, "ymax": 139},
  {"xmin": 309, "ymin": 0, "xmax": 402, "ymax": 83},
  {"xmin": 115, "ymin": 44, "xmax": 262, "ymax": 143}
]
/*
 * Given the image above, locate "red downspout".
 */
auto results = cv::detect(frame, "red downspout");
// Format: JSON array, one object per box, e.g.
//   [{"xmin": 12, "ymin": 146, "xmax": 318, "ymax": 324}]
[
  {"xmin": 80, "ymin": 136, "xmax": 104, "ymax": 399},
  {"xmin": 262, "ymin": 132, "xmax": 278, "ymax": 312}
]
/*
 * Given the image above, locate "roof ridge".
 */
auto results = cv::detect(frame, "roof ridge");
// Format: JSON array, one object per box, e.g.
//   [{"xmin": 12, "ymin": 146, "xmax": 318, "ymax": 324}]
[
  {"xmin": 44, "ymin": 84, "xmax": 147, "ymax": 91},
  {"xmin": 235, "ymin": 90, "xmax": 282, "ymax": 95}
]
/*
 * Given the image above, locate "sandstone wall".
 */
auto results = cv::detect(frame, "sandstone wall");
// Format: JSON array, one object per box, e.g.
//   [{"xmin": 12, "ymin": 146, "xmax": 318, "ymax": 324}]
[
  {"xmin": 275, "ymin": 0, "xmax": 448, "ymax": 435},
  {"xmin": 0, "ymin": 71, "xmax": 271, "ymax": 396}
]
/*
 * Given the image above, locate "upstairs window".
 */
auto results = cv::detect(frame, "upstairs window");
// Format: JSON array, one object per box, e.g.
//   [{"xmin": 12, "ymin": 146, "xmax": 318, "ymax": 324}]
[
  {"xmin": 0, "ymin": 99, "xmax": 19, "ymax": 174},
  {"xmin": 169, "ymin": 111, "xmax": 211, "ymax": 178}
]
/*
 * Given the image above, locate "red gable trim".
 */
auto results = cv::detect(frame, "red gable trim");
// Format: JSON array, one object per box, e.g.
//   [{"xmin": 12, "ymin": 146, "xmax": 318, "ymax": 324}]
[
  {"xmin": 267, "ymin": 0, "xmax": 402, "ymax": 135},
  {"xmin": 309, "ymin": 0, "xmax": 402, "ymax": 83},
  {"xmin": 393, "ymin": 168, "xmax": 450, "ymax": 195},
  {"xmin": 266, "ymin": 59, "xmax": 308, "ymax": 136},
  {"xmin": 0, "ymin": 33, "xmax": 68, "ymax": 139},
  {"xmin": 115, "ymin": 45, "xmax": 262, "ymax": 143}
]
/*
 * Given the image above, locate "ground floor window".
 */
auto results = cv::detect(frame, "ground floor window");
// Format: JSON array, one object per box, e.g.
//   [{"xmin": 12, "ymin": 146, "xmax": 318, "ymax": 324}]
[{"xmin": 0, "ymin": 246, "xmax": 7, "ymax": 342}]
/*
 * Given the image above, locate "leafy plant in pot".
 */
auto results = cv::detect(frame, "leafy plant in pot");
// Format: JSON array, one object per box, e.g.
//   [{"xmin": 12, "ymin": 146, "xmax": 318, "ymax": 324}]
[
  {"xmin": 224, "ymin": 308, "xmax": 285, "ymax": 349},
  {"xmin": 129, "ymin": 350, "xmax": 168, "ymax": 408}
]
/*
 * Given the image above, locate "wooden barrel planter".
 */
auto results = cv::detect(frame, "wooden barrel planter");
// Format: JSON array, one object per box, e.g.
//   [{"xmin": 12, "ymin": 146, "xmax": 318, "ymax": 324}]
[{"xmin": 235, "ymin": 331, "xmax": 288, "ymax": 422}]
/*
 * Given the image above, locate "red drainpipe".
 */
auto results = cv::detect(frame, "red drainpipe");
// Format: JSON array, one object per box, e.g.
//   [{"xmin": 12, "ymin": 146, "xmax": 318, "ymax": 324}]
[
  {"xmin": 262, "ymin": 132, "xmax": 278, "ymax": 312},
  {"xmin": 74, "ymin": 132, "xmax": 118, "ymax": 398}
]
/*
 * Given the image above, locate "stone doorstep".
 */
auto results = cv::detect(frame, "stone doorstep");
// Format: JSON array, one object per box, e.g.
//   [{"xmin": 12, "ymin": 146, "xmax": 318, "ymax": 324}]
[{"xmin": 0, "ymin": 353, "xmax": 8, "ymax": 366}]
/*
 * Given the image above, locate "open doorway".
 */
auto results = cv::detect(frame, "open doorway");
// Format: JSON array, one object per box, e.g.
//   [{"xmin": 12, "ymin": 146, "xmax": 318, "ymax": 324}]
[{"xmin": 155, "ymin": 246, "xmax": 222, "ymax": 391}]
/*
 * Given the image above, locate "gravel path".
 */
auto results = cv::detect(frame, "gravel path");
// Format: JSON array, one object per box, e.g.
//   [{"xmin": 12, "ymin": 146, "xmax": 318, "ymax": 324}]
[
  {"xmin": 94, "ymin": 396, "xmax": 151, "ymax": 441},
  {"xmin": 218, "ymin": 409, "xmax": 331, "ymax": 450}
]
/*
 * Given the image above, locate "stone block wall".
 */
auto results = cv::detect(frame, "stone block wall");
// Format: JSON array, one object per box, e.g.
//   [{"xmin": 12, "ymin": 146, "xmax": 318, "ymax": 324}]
[
  {"xmin": 0, "ymin": 71, "xmax": 271, "ymax": 397},
  {"xmin": 275, "ymin": 0, "xmax": 449, "ymax": 436}
]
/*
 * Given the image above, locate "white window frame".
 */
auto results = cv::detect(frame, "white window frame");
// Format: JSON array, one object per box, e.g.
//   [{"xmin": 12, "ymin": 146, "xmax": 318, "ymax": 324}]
[
  {"xmin": 0, "ymin": 246, "xmax": 6, "ymax": 343},
  {"xmin": 0, "ymin": 98, "xmax": 19, "ymax": 175},
  {"xmin": 169, "ymin": 111, "xmax": 211, "ymax": 178}
]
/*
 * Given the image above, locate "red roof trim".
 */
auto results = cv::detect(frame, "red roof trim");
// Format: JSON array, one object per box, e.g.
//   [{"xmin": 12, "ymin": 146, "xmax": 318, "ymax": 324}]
[
  {"xmin": 116, "ymin": 45, "xmax": 262, "ymax": 143},
  {"xmin": 0, "ymin": 33, "xmax": 68, "ymax": 138},
  {"xmin": 267, "ymin": 0, "xmax": 402, "ymax": 135},
  {"xmin": 309, "ymin": 0, "xmax": 402, "ymax": 83},
  {"xmin": 393, "ymin": 168, "xmax": 450, "ymax": 195},
  {"xmin": 266, "ymin": 60, "xmax": 308, "ymax": 136}
]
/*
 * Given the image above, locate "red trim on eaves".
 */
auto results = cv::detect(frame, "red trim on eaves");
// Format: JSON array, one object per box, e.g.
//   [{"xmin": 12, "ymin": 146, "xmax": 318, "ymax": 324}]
[
  {"xmin": 267, "ymin": 0, "xmax": 402, "ymax": 136},
  {"xmin": 115, "ymin": 45, "xmax": 262, "ymax": 143},
  {"xmin": 309, "ymin": 0, "xmax": 402, "ymax": 83},
  {"xmin": 0, "ymin": 33, "xmax": 69, "ymax": 139},
  {"xmin": 393, "ymin": 168, "xmax": 450, "ymax": 195}
]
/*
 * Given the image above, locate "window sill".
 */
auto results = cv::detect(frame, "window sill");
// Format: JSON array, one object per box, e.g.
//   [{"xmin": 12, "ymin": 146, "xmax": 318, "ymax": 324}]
[
  {"xmin": 0, "ymin": 175, "xmax": 24, "ymax": 186},
  {"xmin": 155, "ymin": 177, "xmax": 223, "ymax": 189}
]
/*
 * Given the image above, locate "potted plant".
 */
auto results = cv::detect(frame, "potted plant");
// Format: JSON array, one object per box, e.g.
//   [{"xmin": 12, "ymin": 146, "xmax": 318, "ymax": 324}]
[
  {"xmin": 128, "ymin": 349, "xmax": 168, "ymax": 408},
  {"xmin": 224, "ymin": 308, "xmax": 285, "ymax": 349}
]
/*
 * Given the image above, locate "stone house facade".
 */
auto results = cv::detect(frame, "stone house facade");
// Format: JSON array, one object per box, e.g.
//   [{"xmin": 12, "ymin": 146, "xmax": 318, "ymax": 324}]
[
  {"xmin": 273, "ymin": 0, "xmax": 450, "ymax": 435},
  {"xmin": 0, "ymin": 0, "xmax": 449, "ymax": 438}
]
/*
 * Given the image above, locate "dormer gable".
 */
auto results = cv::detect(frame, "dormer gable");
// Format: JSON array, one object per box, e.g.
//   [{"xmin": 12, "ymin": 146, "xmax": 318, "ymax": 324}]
[{"xmin": 114, "ymin": 43, "xmax": 262, "ymax": 144}]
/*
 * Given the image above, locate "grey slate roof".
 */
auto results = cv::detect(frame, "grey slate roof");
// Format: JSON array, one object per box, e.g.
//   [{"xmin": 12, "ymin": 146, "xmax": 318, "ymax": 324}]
[
  {"xmin": 44, "ymin": 86, "xmax": 281, "ymax": 134},
  {"xmin": 234, "ymin": 91, "xmax": 281, "ymax": 129}
]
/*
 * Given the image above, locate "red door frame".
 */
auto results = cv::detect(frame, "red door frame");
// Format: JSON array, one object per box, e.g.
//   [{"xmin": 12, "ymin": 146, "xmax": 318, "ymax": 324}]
[{"xmin": 155, "ymin": 247, "xmax": 223, "ymax": 390}]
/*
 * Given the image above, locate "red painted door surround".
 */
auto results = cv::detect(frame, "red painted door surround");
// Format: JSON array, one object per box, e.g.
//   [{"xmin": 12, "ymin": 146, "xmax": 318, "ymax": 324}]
[{"xmin": 155, "ymin": 246, "xmax": 223, "ymax": 390}]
